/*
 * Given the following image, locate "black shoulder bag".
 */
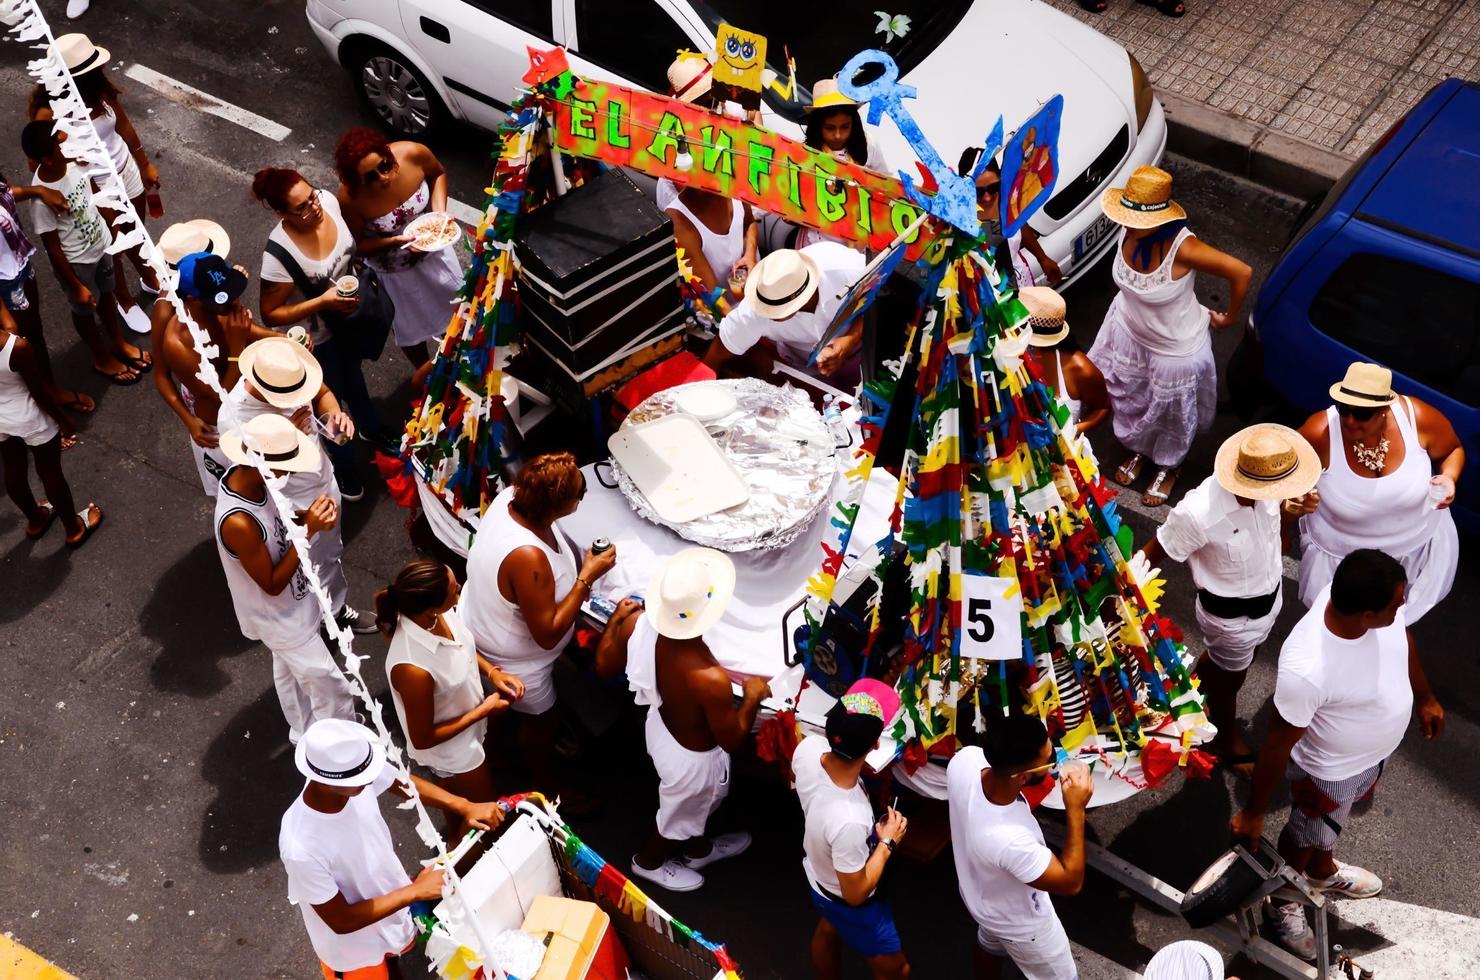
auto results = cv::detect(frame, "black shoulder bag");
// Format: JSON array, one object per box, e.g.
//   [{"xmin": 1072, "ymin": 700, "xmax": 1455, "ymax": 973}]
[{"xmin": 264, "ymin": 239, "xmax": 394, "ymax": 361}]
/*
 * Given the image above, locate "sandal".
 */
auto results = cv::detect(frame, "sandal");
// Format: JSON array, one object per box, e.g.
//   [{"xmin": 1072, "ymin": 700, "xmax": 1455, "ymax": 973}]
[
  {"xmin": 59, "ymin": 391, "xmax": 96, "ymax": 414},
  {"xmin": 119, "ymin": 348, "xmax": 153, "ymax": 373},
  {"xmin": 25, "ymin": 500, "xmax": 55, "ymax": 539},
  {"xmin": 1143, "ymin": 467, "xmax": 1179, "ymax": 507},
  {"xmin": 1138, "ymin": 0, "xmax": 1186, "ymax": 15},
  {"xmin": 61, "ymin": 433, "xmax": 79, "ymax": 451},
  {"xmin": 65, "ymin": 502, "xmax": 104, "ymax": 548},
  {"xmin": 1114, "ymin": 453, "xmax": 1146, "ymax": 487},
  {"xmin": 93, "ymin": 363, "xmax": 140, "ymax": 386}
]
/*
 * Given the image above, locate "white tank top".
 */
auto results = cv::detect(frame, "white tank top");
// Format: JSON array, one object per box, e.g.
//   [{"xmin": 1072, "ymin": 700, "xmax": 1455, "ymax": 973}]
[
  {"xmin": 213, "ymin": 467, "xmax": 322, "ymax": 648},
  {"xmin": 666, "ymin": 195, "xmax": 744, "ymax": 284},
  {"xmin": 624, "ymin": 615, "xmax": 661, "ymax": 708},
  {"xmin": 385, "ymin": 606, "xmax": 486, "ymax": 771},
  {"xmin": 1110, "ymin": 227, "xmax": 1210, "ymax": 357},
  {"xmin": 0, "ymin": 333, "xmax": 53, "ymax": 443},
  {"xmin": 93, "ymin": 104, "xmax": 131, "ymax": 175},
  {"xmin": 216, "ymin": 380, "xmax": 335, "ymax": 507},
  {"xmin": 1054, "ymin": 350, "xmax": 1081, "ymax": 424},
  {"xmin": 461, "ymin": 487, "xmax": 578, "ymax": 671},
  {"xmin": 1303, "ymin": 399, "xmax": 1440, "ymax": 559}
]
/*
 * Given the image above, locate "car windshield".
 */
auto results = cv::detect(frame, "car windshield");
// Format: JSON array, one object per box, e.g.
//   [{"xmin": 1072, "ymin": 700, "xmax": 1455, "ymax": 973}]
[{"xmin": 690, "ymin": 0, "xmax": 974, "ymax": 123}]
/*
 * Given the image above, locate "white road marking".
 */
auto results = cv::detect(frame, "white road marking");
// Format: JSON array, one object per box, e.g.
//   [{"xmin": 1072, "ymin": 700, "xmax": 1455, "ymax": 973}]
[
  {"xmin": 123, "ymin": 64, "xmax": 292, "ymax": 142},
  {"xmin": 1330, "ymin": 896, "xmax": 1480, "ymax": 979},
  {"xmin": 446, "ymin": 198, "xmax": 485, "ymax": 227}
]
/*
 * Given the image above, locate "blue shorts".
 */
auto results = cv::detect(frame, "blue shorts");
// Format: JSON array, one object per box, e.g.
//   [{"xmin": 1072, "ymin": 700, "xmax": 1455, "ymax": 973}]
[
  {"xmin": 0, "ymin": 261, "xmax": 34, "ymax": 312},
  {"xmin": 810, "ymin": 885, "xmax": 901, "ymax": 958}
]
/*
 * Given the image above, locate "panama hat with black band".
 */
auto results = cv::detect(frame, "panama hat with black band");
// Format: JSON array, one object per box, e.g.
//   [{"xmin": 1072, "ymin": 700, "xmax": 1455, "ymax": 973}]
[
  {"xmin": 1019, "ymin": 285, "xmax": 1071, "ymax": 347},
  {"xmin": 219, "ymin": 413, "xmax": 321, "ymax": 475},
  {"xmin": 1328, "ymin": 361, "xmax": 1396, "ymax": 408},
  {"xmin": 158, "ymin": 220, "xmax": 232, "ymax": 269},
  {"xmin": 236, "ymin": 336, "xmax": 324, "ymax": 410},
  {"xmin": 54, "ymin": 33, "xmax": 110, "ymax": 76},
  {"xmin": 1101, "ymin": 165, "xmax": 1187, "ymax": 230},
  {"xmin": 294, "ymin": 718, "xmax": 387, "ymax": 789},
  {"xmin": 743, "ymin": 248, "xmax": 822, "ymax": 321}
]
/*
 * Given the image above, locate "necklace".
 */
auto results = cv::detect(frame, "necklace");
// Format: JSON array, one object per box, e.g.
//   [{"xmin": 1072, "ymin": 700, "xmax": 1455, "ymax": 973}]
[{"xmin": 1352, "ymin": 437, "xmax": 1390, "ymax": 473}]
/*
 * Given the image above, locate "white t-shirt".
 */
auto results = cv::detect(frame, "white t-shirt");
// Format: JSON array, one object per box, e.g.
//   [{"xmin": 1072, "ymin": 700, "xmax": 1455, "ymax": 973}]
[
  {"xmin": 946, "ymin": 746, "xmax": 1056, "ymax": 942},
  {"xmin": 279, "ymin": 766, "xmax": 416, "ymax": 971},
  {"xmin": 1276, "ymin": 587, "xmax": 1413, "ymax": 781},
  {"xmin": 717, "ymin": 240, "xmax": 865, "ymax": 366},
  {"xmin": 1157, "ymin": 476, "xmax": 1283, "ymax": 599},
  {"xmin": 29, "ymin": 164, "xmax": 110, "ymax": 264},
  {"xmin": 260, "ymin": 191, "xmax": 357, "ymax": 345},
  {"xmin": 792, "ymin": 735, "xmax": 874, "ymax": 899}
]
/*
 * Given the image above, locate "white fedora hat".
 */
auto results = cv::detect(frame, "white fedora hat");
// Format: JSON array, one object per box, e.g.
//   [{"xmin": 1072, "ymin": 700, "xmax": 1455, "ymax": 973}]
[
  {"xmin": 158, "ymin": 219, "xmax": 231, "ymax": 268},
  {"xmin": 646, "ymin": 547, "xmax": 736, "ymax": 641},
  {"xmin": 744, "ymin": 248, "xmax": 822, "ymax": 321},
  {"xmin": 294, "ymin": 719, "xmax": 387, "ymax": 788},
  {"xmin": 54, "ymin": 33, "xmax": 110, "ymax": 75},
  {"xmin": 237, "ymin": 336, "xmax": 323, "ymax": 410},
  {"xmin": 219, "ymin": 413, "xmax": 321, "ymax": 474}
]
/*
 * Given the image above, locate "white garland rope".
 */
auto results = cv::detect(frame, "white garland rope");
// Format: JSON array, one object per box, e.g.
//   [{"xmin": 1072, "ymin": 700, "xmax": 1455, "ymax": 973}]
[{"xmin": 2, "ymin": 2, "xmax": 501, "ymax": 973}]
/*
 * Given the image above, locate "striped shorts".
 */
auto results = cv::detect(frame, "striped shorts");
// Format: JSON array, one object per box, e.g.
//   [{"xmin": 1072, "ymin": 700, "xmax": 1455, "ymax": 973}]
[{"xmin": 1284, "ymin": 758, "xmax": 1385, "ymax": 850}]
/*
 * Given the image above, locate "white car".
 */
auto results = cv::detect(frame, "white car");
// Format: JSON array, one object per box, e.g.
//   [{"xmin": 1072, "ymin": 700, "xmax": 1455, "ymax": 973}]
[{"xmin": 305, "ymin": 0, "xmax": 1164, "ymax": 285}]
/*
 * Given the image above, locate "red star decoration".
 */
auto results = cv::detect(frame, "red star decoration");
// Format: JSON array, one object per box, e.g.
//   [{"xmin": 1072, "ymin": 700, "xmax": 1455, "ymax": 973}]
[{"xmin": 522, "ymin": 45, "xmax": 569, "ymax": 85}]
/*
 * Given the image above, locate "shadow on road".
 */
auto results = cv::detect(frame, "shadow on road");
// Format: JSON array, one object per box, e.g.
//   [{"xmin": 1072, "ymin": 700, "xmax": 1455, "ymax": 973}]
[
  {"xmin": 144, "ymin": 539, "xmax": 256, "ymax": 696},
  {"xmin": 197, "ymin": 687, "xmax": 301, "ymax": 873}
]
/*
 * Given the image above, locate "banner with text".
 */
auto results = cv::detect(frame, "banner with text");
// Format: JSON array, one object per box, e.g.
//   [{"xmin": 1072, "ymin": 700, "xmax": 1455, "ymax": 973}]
[{"xmin": 551, "ymin": 77, "xmax": 942, "ymax": 258}]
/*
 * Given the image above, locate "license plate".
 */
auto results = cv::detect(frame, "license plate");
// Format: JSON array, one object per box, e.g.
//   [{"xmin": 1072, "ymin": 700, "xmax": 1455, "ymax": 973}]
[{"xmin": 1074, "ymin": 213, "xmax": 1116, "ymax": 260}]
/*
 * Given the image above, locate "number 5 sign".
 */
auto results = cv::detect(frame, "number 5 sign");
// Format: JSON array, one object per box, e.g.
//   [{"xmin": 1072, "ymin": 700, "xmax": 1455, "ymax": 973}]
[{"xmin": 960, "ymin": 574, "xmax": 1024, "ymax": 662}]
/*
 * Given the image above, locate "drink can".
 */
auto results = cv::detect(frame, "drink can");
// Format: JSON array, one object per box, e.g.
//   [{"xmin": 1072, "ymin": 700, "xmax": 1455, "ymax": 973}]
[{"xmin": 591, "ymin": 536, "xmax": 611, "ymax": 555}]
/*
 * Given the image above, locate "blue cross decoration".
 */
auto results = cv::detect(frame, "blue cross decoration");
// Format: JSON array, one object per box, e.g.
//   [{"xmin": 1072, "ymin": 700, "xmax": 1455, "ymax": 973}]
[{"xmin": 837, "ymin": 50, "xmax": 981, "ymax": 238}]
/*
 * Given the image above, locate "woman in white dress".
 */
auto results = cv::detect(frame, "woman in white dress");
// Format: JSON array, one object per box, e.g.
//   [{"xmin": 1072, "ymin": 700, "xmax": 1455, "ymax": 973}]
[
  {"xmin": 1089, "ymin": 165, "xmax": 1252, "ymax": 506},
  {"xmin": 335, "ymin": 128, "xmax": 460, "ymax": 368},
  {"xmin": 1020, "ymin": 286, "xmax": 1109, "ymax": 436},
  {"xmin": 378, "ymin": 558, "xmax": 525, "ymax": 805},
  {"xmin": 1296, "ymin": 362, "xmax": 1463, "ymax": 622}
]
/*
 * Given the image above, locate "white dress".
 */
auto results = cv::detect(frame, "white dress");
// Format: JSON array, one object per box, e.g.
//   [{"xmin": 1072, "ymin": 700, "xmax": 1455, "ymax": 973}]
[
  {"xmin": 93, "ymin": 104, "xmax": 145, "ymax": 201},
  {"xmin": 0, "ymin": 332, "xmax": 58, "ymax": 446},
  {"xmin": 1299, "ymin": 399, "xmax": 1458, "ymax": 622},
  {"xmin": 1052, "ymin": 350, "xmax": 1081, "ymax": 426},
  {"xmin": 363, "ymin": 180, "xmax": 462, "ymax": 349},
  {"xmin": 1088, "ymin": 227, "xmax": 1216, "ymax": 467}
]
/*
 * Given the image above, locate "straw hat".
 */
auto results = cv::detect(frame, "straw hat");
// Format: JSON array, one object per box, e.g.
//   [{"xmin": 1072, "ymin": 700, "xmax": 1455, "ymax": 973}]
[
  {"xmin": 667, "ymin": 52, "xmax": 713, "ymax": 104},
  {"xmin": 1100, "ymin": 165, "xmax": 1187, "ymax": 229},
  {"xmin": 55, "ymin": 33, "xmax": 110, "ymax": 75},
  {"xmin": 158, "ymin": 219, "xmax": 231, "ymax": 267},
  {"xmin": 237, "ymin": 336, "xmax": 324, "ymax": 410},
  {"xmin": 1019, "ymin": 286, "xmax": 1070, "ymax": 347},
  {"xmin": 806, "ymin": 78, "xmax": 856, "ymax": 112},
  {"xmin": 1328, "ymin": 361, "xmax": 1395, "ymax": 407},
  {"xmin": 646, "ymin": 547, "xmax": 736, "ymax": 641},
  {"xmin": 744, "ymin": 248, "xmax": 821, "ymax": 321},
  {"xmin": 219, "ymin": 413, "xmax": 322, "ymax": 475},
  {"xmin": 294, "ymin": 719, "xmax": 387, "ymax": 788},
  {"xmin": 1213, "ymin": 424, "xmax": 1320, "ymax": 501},
  {"xmin": 1144, "ymin": 940, "xmax": 1225, "ymax": 980}
]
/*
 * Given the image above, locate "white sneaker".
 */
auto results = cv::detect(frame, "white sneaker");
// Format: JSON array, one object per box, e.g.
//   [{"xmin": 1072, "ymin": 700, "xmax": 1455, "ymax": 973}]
[
  {"xmin": 66, "ymin": 0, "xmax": 89, "ymax": 18},
  {"xmin": 1307, "ymin": 861, "xmax": 1383, "ymax": 899},
  {"xmin": 682, "ymin": 832, "xmax": 751, "ymax": 870},
  {"xmin": 1268, "ymin": 901, "xmax": 1316, "ymax": 960},
  {"xmin": 119, "ymin": 301, "xmax": 151, "ymax": 335},
  {"xmin": 630, "ymin": 856, "xmax": 704, "ymax": 892}
]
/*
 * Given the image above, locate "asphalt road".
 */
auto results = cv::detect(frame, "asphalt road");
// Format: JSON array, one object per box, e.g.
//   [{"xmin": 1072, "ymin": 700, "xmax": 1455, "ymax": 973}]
[{"xmin": 1, "ymin": 3, "xmax": 1477, "ymax": 978}]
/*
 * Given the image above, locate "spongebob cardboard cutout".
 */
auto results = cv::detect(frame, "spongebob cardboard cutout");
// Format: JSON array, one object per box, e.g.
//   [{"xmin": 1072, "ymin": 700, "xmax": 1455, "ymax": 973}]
[{"xmin": 713, "ymin": 23, "xmax": 767, "ymax": 92}]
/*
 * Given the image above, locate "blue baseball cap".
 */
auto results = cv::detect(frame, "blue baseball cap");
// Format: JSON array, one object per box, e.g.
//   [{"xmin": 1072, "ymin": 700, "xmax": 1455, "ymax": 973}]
[{"xmin": 177, "ymin": 252, "xmax": 248, "ymax": 309}]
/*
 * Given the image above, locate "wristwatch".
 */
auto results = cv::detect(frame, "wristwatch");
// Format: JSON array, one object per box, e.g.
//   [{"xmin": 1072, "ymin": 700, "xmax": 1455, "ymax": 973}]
[{"xmin": 881, "ymin": 838, "xmax": 896, "ymax": 853}]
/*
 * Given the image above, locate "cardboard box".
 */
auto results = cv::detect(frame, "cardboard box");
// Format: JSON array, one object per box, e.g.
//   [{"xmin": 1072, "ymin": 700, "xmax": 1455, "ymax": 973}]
[{"xmin": 521, "ymin": 895, "xmax": 629, "ymax": 979}]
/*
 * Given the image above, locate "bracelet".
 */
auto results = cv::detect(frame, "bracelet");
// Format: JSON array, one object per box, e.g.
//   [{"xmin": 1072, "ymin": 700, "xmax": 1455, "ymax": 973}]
[
  {"xmin": 881, "ymin": 838, "xmax": 896, "ymax": 853},
  {"xmin": 576, "ymin": 577, "xmax": 591, "ymax": 591}
]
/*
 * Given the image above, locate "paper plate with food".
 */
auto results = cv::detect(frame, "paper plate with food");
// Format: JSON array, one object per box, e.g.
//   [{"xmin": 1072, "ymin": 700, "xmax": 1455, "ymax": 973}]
[{"xmin": 404, "ymin": 211, "xmax": 461, "ymax": 252}]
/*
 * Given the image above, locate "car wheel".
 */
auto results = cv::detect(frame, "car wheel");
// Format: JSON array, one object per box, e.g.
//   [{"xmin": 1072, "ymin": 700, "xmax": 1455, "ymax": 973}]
[
  {"xmin": 1180, "ymin": 843, "xmax": 1282, "ymax": 928},
  {"xmin": 354, "ymin": 46, "xmax": 445, "ymax": 137}
]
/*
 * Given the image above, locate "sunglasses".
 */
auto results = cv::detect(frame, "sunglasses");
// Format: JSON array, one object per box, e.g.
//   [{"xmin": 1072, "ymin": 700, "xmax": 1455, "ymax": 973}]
[
  {"xmin": 360, "ymin": 157, "xmax": 395, "ymax": 186},
  {"xmin": 1336, "ymin": 403, "xmax": 1382, "ymax": 422},
  {"xmin": 977, "ymin": 181, "xmax": 1001, "ymax": 199}
]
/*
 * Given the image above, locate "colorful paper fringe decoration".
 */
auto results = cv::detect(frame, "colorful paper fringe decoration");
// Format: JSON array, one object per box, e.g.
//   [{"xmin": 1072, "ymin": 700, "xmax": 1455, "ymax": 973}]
[{"xmin": 801, "ymin": 225, "xmax": 1210, "ymax": 772}]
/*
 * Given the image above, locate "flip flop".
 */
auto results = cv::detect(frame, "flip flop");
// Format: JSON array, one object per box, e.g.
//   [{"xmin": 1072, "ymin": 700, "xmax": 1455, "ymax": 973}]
[
  {"xmin": 65, "ymin": 502, "xmax": 103, "ymax": 548},
  {"xmin": 1114, "ymin": 454, "xmax": 1146, "ymax": 487},
  {"xmin": 120, "ymin": 349, "xmax": 153, "ymax": 373},
  {"xmin": 59, "ymin": 391, "xmax": 96, "ymax": 414},
  {"xmin": 61, "ymin": 433, "xmax": 79, "ymax": 451},
  {"xmin": 93, "ymin": 363, "xmax": 140, "ymax": 386},
  {"xmin": 1143, "ymin": 468, "xmax": 1178, "ymax": 507},
  {"xmin": 25, "ymin": 500, "xmax": 55, "ymax": 539}
]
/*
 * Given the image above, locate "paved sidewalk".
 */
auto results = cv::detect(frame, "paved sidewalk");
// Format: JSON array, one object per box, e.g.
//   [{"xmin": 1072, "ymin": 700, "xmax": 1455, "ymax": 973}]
[{"xmin": 1047, "ymin": 0, "xmax": 1480, "ymax": 159}]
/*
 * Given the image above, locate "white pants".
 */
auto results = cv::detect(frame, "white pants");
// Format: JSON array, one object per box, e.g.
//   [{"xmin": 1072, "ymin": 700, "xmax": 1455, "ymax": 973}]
[
  {"xmin": 272, "ymin": 633, "xmax": 356, "ymax": 743},
  {"xmin": 976, "ymin": 914, "xmax": 1077, "ymax": 980},
  {"xmin": 284, "ymin": 470, "xmax": 349, "ymax": 613},
  {"xmin": 645, "ymin": 705, "xmax": 729, "ymax": 841},
  {"xmin": 191, "ymin": 439, "xmax": 230, "ymax": 497},
  {"xmin": 1194, "ymin": 590, "xmax": 1282, "ymax": 672}
]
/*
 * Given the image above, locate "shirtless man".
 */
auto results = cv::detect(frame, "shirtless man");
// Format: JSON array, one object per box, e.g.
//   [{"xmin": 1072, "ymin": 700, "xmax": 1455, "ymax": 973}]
[{"xmin": 596, "ymin": 548, "xmax": 769, "ymax": 892}]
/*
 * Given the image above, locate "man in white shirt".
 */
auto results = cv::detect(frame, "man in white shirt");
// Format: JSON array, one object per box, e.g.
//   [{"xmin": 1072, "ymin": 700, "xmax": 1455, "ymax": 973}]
[
  {"xmin": 792, "ymin": 679, "xmax": 909, "ymax": 980},
  {"xmin": 1139, "ymin": 425, "xmax": 1319, "ymax": 775},
  {"xmin": 703, "ymin": 242, "xmax": 866, "ymax": 383},
  {"xmin": 280, "ymin": 719, "xmax": 504, "ymax": 980},
  {"xmin": 948, "ymin": 713, "xmax": 1092, "ymax": 980},
  {"xmin": 1231, "ymin": 549, "xmax": 1443, "ymax": 960}
]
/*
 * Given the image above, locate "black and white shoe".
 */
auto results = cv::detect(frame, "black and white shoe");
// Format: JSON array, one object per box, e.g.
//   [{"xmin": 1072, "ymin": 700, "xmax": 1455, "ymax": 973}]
[{"xmin": 335, "ymin": 606, "xmax": 379, "ymax": 635}]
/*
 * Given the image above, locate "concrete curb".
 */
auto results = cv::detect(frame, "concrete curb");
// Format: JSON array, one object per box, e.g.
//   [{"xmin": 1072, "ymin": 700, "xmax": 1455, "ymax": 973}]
[{"xmin": 1159, "ymin": 92, "xmax": 1352, "ymax": 202}]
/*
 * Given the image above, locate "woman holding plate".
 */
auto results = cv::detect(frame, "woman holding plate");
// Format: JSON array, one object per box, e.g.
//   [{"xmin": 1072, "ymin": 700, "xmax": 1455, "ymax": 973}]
[{"xmin": 334, "ymin": 128, "xmax": 460, "ymax": 367}]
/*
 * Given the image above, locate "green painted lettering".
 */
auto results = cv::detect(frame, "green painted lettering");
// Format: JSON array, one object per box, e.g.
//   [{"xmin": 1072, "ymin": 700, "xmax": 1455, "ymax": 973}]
[
  {"xmin": 784, "ymin": 157, "xmax": 805, "ymax": 211},
  {"xmin": 891, "ymin": 202, "xmax": 924, "ymax": 242},
  {"xmin": 569, "ymin": 98, "xmax": 597, "ymax": 141},
  {"xmin": 746, "ymin": 142, "xmax": 774, "ymax": 196},
  {"xmin": 647, "ymin": 112, "xmax": 686, "ymax": 164},
  {"xmin": 815, "ymin": 169, "xmax": 849, "ymax": 223},
  {"xmin": 855, "ymin": 184, "xmax": 874, "ymax": 237},
  {"xmin": 605, "ymin": 99, "xmax": 630, "ymax": 148},
  {"xmin": 700, "ymin": 126, "xmax": 734, "ymax": 178}
]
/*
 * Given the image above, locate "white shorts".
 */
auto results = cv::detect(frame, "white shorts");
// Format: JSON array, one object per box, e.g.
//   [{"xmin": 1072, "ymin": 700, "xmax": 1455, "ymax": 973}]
[
  {"xmin": 1194, "ymin": 589, "xmax": 1282, "ymax": 673},
  {"xmin": 976, "ymin": 914, "xmax": 1077, "ymax": 980},
  {"xmin": 504, "ymin": 659, "xmax": 557, "ymax": 716},
  {"xmin": 645, "ymin": 705, "xmax": 730, "ymax": 841}
]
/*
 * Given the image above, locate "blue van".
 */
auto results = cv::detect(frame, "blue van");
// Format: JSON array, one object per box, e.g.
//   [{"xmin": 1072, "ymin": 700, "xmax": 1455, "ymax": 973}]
[{"xmin": 1253, "ymin": 78, "xmax": 1480, "ymax": 532}]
